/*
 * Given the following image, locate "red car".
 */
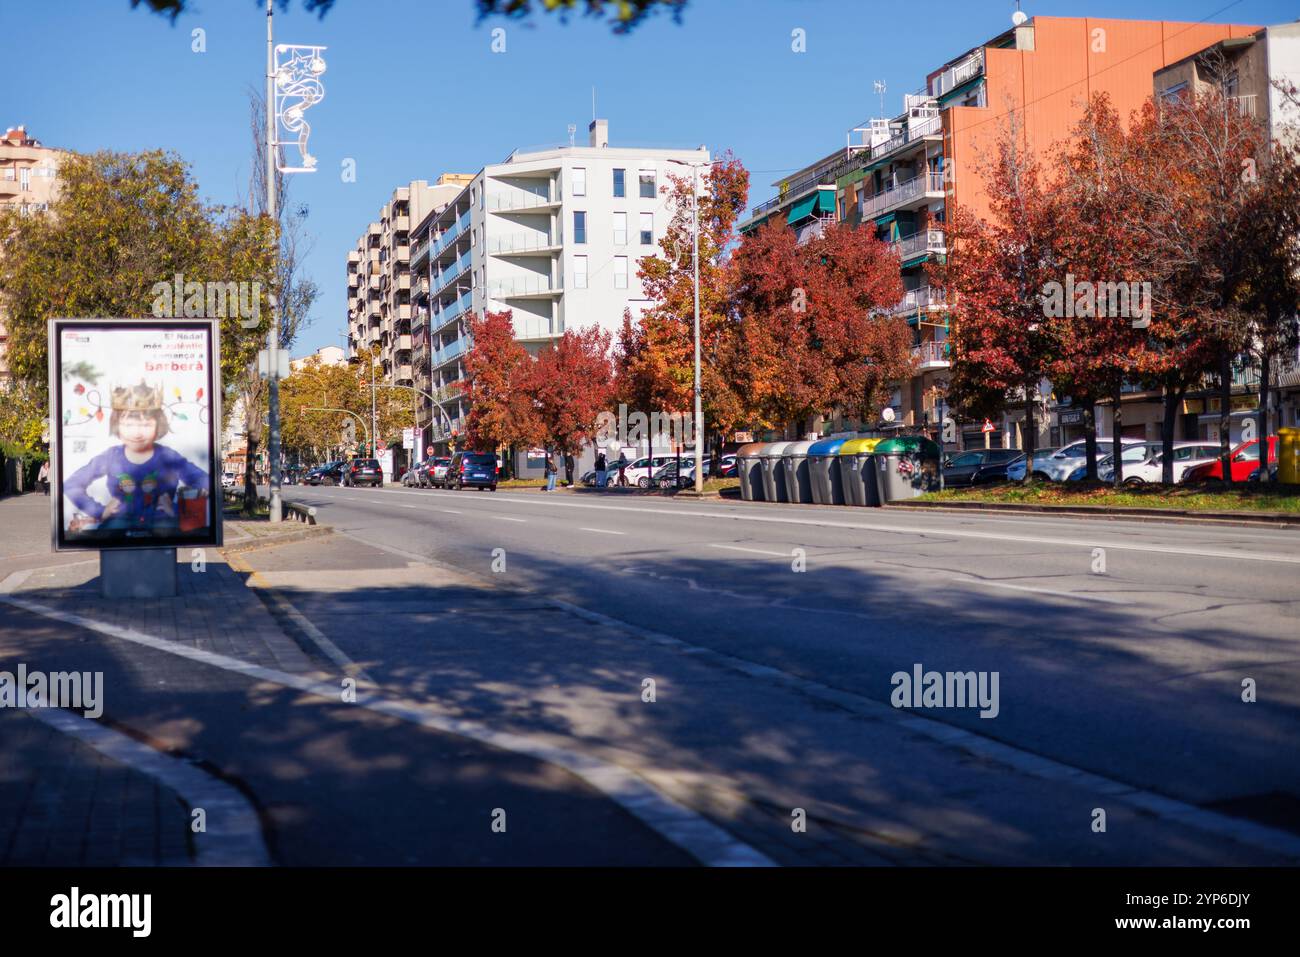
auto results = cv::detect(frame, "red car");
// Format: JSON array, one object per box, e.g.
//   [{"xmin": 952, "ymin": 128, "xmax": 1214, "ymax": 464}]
[{"xmin": 1182, "ymin": 436, "xmax": 1276, "ymax": 483}]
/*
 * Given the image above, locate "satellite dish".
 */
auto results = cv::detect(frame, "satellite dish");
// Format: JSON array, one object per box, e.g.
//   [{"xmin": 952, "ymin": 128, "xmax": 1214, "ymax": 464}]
[
  {"xmin": 1012, "ymin": 10, "xmax": 1028, "ymax": 25},
  {"xmin": 881, "ymin": 407, "xmax": 896, "ymax": 423}
]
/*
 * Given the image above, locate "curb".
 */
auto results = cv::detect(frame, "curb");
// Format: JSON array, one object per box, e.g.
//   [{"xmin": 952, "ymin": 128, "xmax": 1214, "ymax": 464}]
[
  {"xmin": 220, "ymin": 523, "xmax": 332, "ymax": 555},
  {"xmin": 890, "ymin": 499, "xmax": 1300, "ymax": 530}
]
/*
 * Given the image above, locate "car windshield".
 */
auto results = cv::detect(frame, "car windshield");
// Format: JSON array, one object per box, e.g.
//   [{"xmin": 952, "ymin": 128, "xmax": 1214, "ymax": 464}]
[
  {"xmin": 353, "ymin": 459, "xmax": 379, "ymax": 468},
  {"xmin": 435, "ymin": 458, "xmax": 451, "ymax": 466},
  {"xmin": 464, "ymin": 454, "xmax": 495, "ymax": 466}
]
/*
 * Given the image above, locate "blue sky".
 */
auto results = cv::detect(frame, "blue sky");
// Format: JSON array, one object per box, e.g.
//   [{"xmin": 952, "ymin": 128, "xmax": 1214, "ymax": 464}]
[{"xmin": 4, "ymin": 0, "xmax": 1295, "ymax": 353}]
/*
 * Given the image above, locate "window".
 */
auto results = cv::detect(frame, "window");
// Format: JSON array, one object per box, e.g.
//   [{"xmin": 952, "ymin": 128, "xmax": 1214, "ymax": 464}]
[
  {"xmin": 639, "ymin": 169, "xmax": 656, "ymax": 199},
  {"xmin": 471, "ymin": 186, "xmax": 477, "ymax": 206},
  {"xmin": 572, "ymin": 167, "xmax": 586, "ymax": 197},
  {"xmin": 950, "ymin": 452, "xmax": 983, "ymax": 467},
  {"xmin": 613, "ymin": 212, "xmax": 627, "ymax": 245},
  {"xmin": 639, "ymin": 212, "xmax": 653, "ymax": 245},
  {"xmin": 613, "ymin": 168, "xmax": 626, "ymax": 198},
  {"xmin": 573, "ymin": 211, "xmax": 587, "ymax": 244},
  {"xmin": 614, "ymin": 256, "xmax": 628, "ymax": 289},
  {"xmin": 574, "ymin": 255, "xmax": 588, "ymax": 289},
  {"xmin": 19, "ymin": 167, "xmax": 30, "ymax": 191}
]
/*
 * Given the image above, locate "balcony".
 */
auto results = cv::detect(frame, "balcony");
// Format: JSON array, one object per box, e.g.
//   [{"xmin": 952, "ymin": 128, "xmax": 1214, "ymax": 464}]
[
  {"xmin": 435, "ymin": 251, "xmax": 474, "ymax": 293},
  {"xmin": 396, "ymin": 304, "xmax": 412, "ymax": 321},
  {"xmin": 432, "ymin": 337, "xmax": 469, "ymax": 367},
  {"xmin": 396, "ymin": 363, "xmax": 413, "ymax": 381},
  {"xmin": 931, "ymin": 50, "xmax": 984, "ymax": 98},
  {"xmin": 348, "ymin": 272, "xmax": 359, "ymax": 288},
  {"xmin": 368, "ymin": 275, "xmax": 380, "ymax": 290},
  {"xmin": 433, "ymin": 291, "xmax": 474, "ymax": 333},
  {"xmin": 488, "ymin": 231, "xmax": 562, "ymax": 255},
  {"xmin": 1231, "ymin": 93, "xmax": 1258, "ymax": 117},
  {"xmin": 890, "ymin": 285, "xmax": 946, "ymax": 315},
  {"xmin": 861, "ymin": 171, "xmax": 946, "ymax": 220},
  {"xmin": 487, "ymin": 275, "xmax": 561, "ymax": 298},
  {"xmin": 394, "ymin": 244, "xmax": 410, "ymax": 262},
  {"xmin": 868, "ymin": 112, "xmax": 942, "ymax": 163},
  {"xmin": 891, "ymin": 228, "xmax": 947, "ymax": 261},
  {"xmin": 911, "ymin": 340, "xmax": 951, "ymax": 370},
  {"xmin": 487, "ymin": 190, "xmax": 559, "ymax": 213},
  {"xmin": 411, "ymin": 237, "xmax": 431, "ymax": 268},
  {"xmin": 393, "ymin": 215, "xmax": 410, "ymax": 232}
]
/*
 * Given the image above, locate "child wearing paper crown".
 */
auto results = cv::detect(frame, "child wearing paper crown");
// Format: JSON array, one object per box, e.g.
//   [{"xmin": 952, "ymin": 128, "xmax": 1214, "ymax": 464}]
[{"xmin": 64, "ymin": 380, "xmax": 209, "ymax": 534}]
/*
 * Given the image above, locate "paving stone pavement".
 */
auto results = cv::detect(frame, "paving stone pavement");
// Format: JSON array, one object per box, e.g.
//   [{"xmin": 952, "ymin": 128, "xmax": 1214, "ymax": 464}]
[{"xmin": 0, "ymin": 709, "xmax": 192, "ymax": 866}]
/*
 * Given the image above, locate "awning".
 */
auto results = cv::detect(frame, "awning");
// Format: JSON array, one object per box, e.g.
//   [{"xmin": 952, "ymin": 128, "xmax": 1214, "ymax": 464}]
[{"xmin": 786, "ymin": 194, "xmax": 818, "ymax": 224}]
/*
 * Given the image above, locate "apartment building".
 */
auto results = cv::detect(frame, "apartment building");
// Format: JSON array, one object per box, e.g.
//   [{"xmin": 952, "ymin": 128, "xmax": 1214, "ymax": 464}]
[
  {"xmin": 739, "ymin": 15, "xmax": 1259, "ymax": 451},
  {"xmin": 0, "ymin": 125, "xmax": 65, "ymax": 385},
  {"xmin": 345, "ymin": 177, "xmax": 469, "ymax": 431},
  {"xmin": 408, "ymin": 119, "xmax": 709, "ymax": 453}
]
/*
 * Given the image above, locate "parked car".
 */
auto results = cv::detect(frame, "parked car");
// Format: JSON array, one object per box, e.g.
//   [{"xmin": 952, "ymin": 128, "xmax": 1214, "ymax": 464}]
[
  {"xmin": 445, "ymin": 451, "xmax": 498, "ymax": 491},
  {"xmin": 655, "ymin": 458, "xmax": 710, "ymax": 489},
  {"xmin": 221, "ymin": 472, "xmax": 238, "ymax": 490},
  {"xmin": 1071, "ymin": 441, "xmax": 1223, "ymax": 484},
  {"xmin": 608, "ymin": 454, "xmax": 685, "ymax": 488},
  {"xmin": 401, "ymin": 460, "xmax": 426, "ymax": 487},
  {"xmin": 1182, "ymin": 436, "xmax": 1278, "ymax": 483},
  {"xmin": 942, "ymin": 449, "xmax": 1024, "ymax": 487},
  {"xmin": 427, "ymin": 456, "xmax": 453, "ymax": 488},
  {"xmin": 1006, "ymin": 448, "xmax": 1059, "ymax": 483},
  {"xmin": 344, "ymin": 457, "xmax": 383, "ymax": 488},
  {"xmin": 717, "ymin": 454, "xmax": 737, "ymax": 478},
  {"xmin": 1024, "ymin": 438, "xmax": 1149, "ymax": 482},
  {"xmin": 310, "ymin": 462, "xmax": 347, "ymax": 486}
]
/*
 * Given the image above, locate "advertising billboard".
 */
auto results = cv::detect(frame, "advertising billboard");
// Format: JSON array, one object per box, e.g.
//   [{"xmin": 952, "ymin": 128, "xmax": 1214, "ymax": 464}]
[{"xmin": 49, "ymin": 318, "xmax": 222, "ymax": 551}]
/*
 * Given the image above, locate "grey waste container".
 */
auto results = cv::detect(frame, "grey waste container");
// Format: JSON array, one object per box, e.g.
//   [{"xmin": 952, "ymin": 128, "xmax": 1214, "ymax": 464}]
[
  {"xmin": 780, "ymin": 441, "xmax": 816, "ymax": 504},
  {"xmin": 736, "ymin": 442, "xmax": 768, "ymax": 501},
  {"xmin": 808, "ymin": 438, "xmax": 848, "ymax": 505},
  {"xmin": 872, "ymin": 436, "xmax": 943, "ymax": 503},
  {"xmin": 759, "ymin": 442, "xmax": 793, "ymax": 503},
  {"xmin": 837, "ymin": 438, "xmax": 883, "ymax": 506}
]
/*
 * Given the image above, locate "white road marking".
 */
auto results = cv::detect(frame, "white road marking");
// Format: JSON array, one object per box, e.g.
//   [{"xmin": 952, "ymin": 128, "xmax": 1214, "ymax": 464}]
[
  {"xmin": 950, "ymin": 576, "xmax": 1133, "ymax": 605},
  {"xmin": 490, "ymin": 515, "xmax": 527, "ymax": 523},
  {"xmin": 336, "ymin": 491, "xmax": 1300, "ymax": 566},
  {"xmin": 0, "ymin": 592, "xmax": 773, "ymax": 868},
  {"xmin": 438, "ymin": 509, "xmax": 462, "ymax": 515},
  {"xmin": 708, "ymin": 543, "xmax": 790, "ymax": 558},
  {"xmin": 26, "ymin": 707, "xmax": 271, "ymax": 866},
  {"xmin": 580, "ymin": 527, "xmax": 625, "ymax": 535}
]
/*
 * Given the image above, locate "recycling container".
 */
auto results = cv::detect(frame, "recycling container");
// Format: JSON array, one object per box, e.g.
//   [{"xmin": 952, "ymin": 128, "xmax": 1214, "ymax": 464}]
[
  {"xmin": 837, "ymin": 438, "xmax": 883, "ymax": 506},
  {"xmin": 780, "ymin": 441, "xmax": 817, "ymax": 504},
  {"xmin": 759, "ymin": 442, "xmax": 793, "ymax": 503},
  {"xmin": 1280, "ymin": 428, "xmax": 1300, "ymax": 485},
  {"xmin": 807, "ymin": 438, "xmax": 848, "ymax": 505},
  {"xmin": 872, "ymin": 435, "xmax": 943, "ymax": 503},
  {"xmin": 736, "ymin": 442, "xmax": 768, "ymax": 501}
]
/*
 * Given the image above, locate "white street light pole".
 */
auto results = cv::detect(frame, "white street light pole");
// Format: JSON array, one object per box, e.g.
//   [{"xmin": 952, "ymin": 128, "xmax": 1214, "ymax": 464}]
[
  {"xmin": 692, "ymin": 163, "xmax": 702, "ymax": 495},
  {"xmin": 265, "ymin": 0, "xmax": 281, "ymax": 520}
]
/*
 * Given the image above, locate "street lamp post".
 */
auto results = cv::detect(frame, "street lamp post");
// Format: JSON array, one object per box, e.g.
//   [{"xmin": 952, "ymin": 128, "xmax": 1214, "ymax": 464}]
[
  {"xmin": 665, "ymin": 155, "xmax": 716, "ymax": 495},
  {"xmin": 264, "ymin": 2, "xmax": 325, "ymax": 521}
]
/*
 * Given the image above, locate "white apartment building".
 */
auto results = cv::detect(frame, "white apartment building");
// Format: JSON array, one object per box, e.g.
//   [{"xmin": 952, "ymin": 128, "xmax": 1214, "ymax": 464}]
[{"xmin": 409, "ymin": 119, "xmax": 709, "ymax": 452}]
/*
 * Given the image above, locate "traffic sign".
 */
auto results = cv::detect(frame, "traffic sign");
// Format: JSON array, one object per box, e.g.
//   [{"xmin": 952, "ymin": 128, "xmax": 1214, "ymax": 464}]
[
  {"xmin": 377, "ymin": 440, "xmax": 387, "ymax": 452},
  {"xmin": 982, "ymin": 419, "xmax": 995, "ymax": 433},
  {"xmin": 426, "ymin": 445, "xmax": 434, "ymax": 456}
]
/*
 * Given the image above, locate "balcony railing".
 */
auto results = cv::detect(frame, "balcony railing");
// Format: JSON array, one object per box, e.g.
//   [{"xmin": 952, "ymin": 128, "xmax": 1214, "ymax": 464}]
[
  {"xmin": 861, "ymin": 171, "xmax": 946, "ymax": 219},
  {"xmin": 487, "ymin": 190, "xmax": 557, "ymax": 212},
  {"xmin": 487, "ymin": 275, "xmax": 561, "ymax": 297},
  {"xmin": 411, "ymin": 237, "xmax": 430, "ymax": 266},
  {"xmin": 435, "ymin": 251, "xmax": 473, "ymax": 292},
  {"xmin": 488, "ymin": 231, "xmax": 561, "ymax": 254},
  {"xmin": 931, "ymin": 50, "xmax": 984, "ymax": 98},
  {"xmin": 433, "ymin": 291, "xmax": 473, "ymax": 334},
  {"xmin": 911, "ymin": 340, "xmax": 951, "ymax": 368},
  {"xmin": 1230, "ymin": 93, "xmax": 1258, "ymax": 117},
  {"xmin": 892, "ymin": 285, "xmax": 946, "ymax": 314},
  {"xmin": 891, "ymin": 228, "xmax": 947, "ymax": 260},
  {"xmin": 432, "ymin": 337, "xmax": 468, "ymax": 367}
]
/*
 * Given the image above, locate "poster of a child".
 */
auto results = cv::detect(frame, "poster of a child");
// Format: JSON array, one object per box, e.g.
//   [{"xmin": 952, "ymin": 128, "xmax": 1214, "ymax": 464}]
[{"xmin": 52, "ymin": 320, "xmax": 219, "ymax": 549}]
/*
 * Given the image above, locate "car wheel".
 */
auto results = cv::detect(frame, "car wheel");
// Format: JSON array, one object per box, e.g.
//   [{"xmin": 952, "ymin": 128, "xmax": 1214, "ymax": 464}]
[
  {"xmin": 1031, "ymin": 472, "xmax": 1052, "ymax": 482},
  {"xmin": 637, "ymin": 477, "xmax": 651, "ymax": 489},
  {"xmin": 490, "ymin": 485, "xmax": 497, "ymax": 492},
  {"xmin": 1124, "ymin": 477, "xmax": 1145, "ymax": 486}
]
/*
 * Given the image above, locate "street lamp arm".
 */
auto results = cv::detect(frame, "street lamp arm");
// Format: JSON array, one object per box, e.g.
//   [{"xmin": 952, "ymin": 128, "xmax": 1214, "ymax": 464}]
[
  {"xmin": 301, "ymin": 406, "xmax": 371, "ymax": 450},
  {"xmin": 371, "ymin": 382, "xmax": 456, "ymax": 434}
]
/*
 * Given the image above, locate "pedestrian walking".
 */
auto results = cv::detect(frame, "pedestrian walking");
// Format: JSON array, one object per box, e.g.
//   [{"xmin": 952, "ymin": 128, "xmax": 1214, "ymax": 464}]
[
  {"xmin": 595, "ymin": 450, "xmax": 607, "ymax": 489},
  {"xmin": 38, "ymin": 460, "xmax": 50, "ymax": 496},
  {"xmin": 543, "ymin": 451, "xmax": 557, "ymax": 492},
  {"xmin": 616, "ymin": 452, "xmax": 628, "ymax": 488}
]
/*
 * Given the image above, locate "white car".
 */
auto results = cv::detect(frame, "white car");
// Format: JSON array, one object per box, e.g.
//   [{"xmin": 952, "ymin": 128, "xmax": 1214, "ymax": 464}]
[
  {"xmin": 1097, "ymin": 441, "xmax": 1223, "ymax": 484},
  {"xmin": 607, "ymin": 454, "xmax": 685, "ymax": 488},
  {"xmin": 1038, "ymin": 437, "xmax": 1147, "ymax": 481},
  {"xmin": 221, "ymin": 472, "xmax": 238, "ymax": 489}
]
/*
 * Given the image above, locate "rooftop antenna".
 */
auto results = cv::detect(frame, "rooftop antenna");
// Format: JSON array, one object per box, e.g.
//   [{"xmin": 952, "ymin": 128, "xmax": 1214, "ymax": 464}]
[
  {"xmin": 567, "ymin": 124, "xmax": 577, "ymax": 147},
  {"xmin": 873, "ymin": 80, "xmax": 887, "ymax": 118},
  {"xmin": 1012, "ymin": 1, "xmax": 1028, "ymax": 26},
  {"xmin": 592, "ymin": 86, "xmax": 597, "ymax": 122}
]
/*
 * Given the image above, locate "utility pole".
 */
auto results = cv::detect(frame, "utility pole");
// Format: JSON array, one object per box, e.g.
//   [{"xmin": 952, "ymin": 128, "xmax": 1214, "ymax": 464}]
[
  {"xmin": 370, "ymin": 350, "xmax": 377, "ymax": 457},
  {"xmin": 691, "ymin": 162, "xmax": 703, "ymax": 495},
  {"xmin": 265, "ymin": 0, "xmax": 283, "ymax": 522}
]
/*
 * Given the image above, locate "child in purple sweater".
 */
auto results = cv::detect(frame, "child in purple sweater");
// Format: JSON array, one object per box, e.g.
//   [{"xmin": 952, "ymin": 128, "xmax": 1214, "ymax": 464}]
[{"xmin": 64, "ymin": 382, "xmax": 209, "ymax": 535}]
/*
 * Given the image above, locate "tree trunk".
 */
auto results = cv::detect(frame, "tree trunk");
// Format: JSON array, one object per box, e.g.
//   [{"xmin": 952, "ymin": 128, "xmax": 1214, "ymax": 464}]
[
  {"xmin": 1083, "ymin": 399, "xmax": 1098, "ymax": 481},
  {"xmin": 1258, "ymin": 350, "xmax": 1271, "ymax": 483},
  {"xmin": 1159, "ymin": 381, "xmax": 1185, "ymax": 485},
  {"xmin": 1111, "ymin": 379, "xmax": 1124, "ymax": 488},
  {"xmin": 1219, "ymin": 352, "xmax": 1233, "ymax": 485},
  {"xmin": 1022, "ymin": 385, "xmax": 1037, "ymax": 485}
]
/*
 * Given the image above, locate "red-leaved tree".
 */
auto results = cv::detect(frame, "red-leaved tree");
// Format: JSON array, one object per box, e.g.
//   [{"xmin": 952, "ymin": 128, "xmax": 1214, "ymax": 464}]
[
  {"xmin": 460, "ymin": 309, "xmax": 542, "ymax": 464},
  {"xmin": 526, "ymin": 326, "xmax": 615, "ymax": 484}
]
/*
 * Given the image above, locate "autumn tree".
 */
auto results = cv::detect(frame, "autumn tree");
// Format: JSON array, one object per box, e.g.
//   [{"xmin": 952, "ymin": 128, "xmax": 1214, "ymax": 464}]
[
  {"xmin": 0, "ymin": 149, "xmax": 274, "ymax": 452},
  {"xmin": 526, "ymin": 326, "xmax": 615, "ymax": 484},
  {"xmin": 730, "ymin": 218, "xmax": 908, "ymax": 434},
  {"xmin": 931, "ymin": 117, "xmax": 1062, "ymax": 481},
  {"xmin": 618, "ymin": 154, "xmax": 749, "ymax": 465},
  {"xmin": 460, "ymin": 309, "xmax": 542, "ymax": 465}
]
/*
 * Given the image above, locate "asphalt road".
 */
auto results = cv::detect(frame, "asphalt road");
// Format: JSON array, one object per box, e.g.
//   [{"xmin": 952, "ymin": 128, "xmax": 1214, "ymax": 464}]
[{"xmin": 281, "ymin": 483, "xmax": 1300, "ymax": 844}]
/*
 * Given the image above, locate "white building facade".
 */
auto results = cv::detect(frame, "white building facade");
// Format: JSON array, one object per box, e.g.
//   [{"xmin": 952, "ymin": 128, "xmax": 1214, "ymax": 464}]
[{"xmin": 409, "ymin": 119, "xmax": 709, "ymax": 452}]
